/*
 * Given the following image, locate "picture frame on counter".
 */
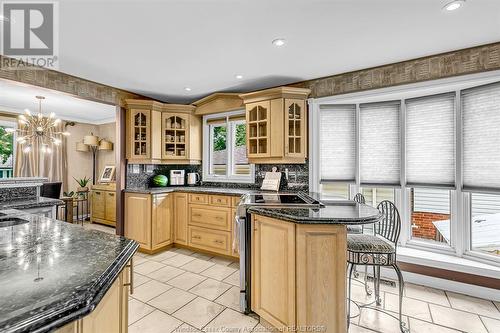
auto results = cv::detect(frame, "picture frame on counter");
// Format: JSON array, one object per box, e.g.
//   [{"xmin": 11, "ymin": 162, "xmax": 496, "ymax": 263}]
[{"xmin": 100, "ymin": 165, "xmax": 116, "ymax": 183}]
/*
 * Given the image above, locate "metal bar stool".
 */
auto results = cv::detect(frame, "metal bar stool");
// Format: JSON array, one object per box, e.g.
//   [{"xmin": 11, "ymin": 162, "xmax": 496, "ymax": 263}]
[
  {"xmin": 350, "ymin": 193, "xmax": 371, "ymax": 295},
  {"xmin": 347, "ymin": 200, "xmax": 408, "ymax": 333}
]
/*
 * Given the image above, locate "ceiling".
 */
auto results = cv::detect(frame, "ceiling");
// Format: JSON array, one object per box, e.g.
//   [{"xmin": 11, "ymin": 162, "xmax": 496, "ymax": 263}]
[
  {"xmin": 0, "ymin": 80, "xmax": 116, "ymax": 124},
  {"xmin": 50, "ymin": 0, "xmax": 500, "ymax": 103}
]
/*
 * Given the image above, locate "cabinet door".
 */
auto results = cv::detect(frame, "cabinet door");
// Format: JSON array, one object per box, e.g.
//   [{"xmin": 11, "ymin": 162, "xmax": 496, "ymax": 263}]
[
  {"xmin": 246, "ymin": 101, "xmax": 271, "ymax": 158},
  {"xmin": 125, "ymin": 193, "xmax": 151, "ymax": 249},
  {"xmin": 174, "ymin": 193, "xmax": 188, "ymax": 245},
  {"xmin": 105, "ymin": 191, "xmax": 116, "ymax": 222},
  {"xmin": 152, "ymin": 194, "xmax": 173, "ymax": 249},
  {"xmin": 92, "ymin": 191, "xmax": 105, "ymax": 219},
  {"xmin": 162, "ymin": 113, "xmax": 190, "ymax": 160},
  {"xmin": 129, "ymin": 109, "xmax": 151, "ymax": 159},
  {"xmin": 284, "ymin": 99, "xmax": 306, "ymax": 158},
  {"xmin": 251, "ymin": 215, "xmax": 295, "ymax": 329}
]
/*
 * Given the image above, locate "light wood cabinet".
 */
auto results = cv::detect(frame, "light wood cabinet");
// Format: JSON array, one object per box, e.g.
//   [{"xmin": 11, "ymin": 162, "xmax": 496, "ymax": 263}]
[
  {"xmin": 188, "ymin": 226, "xmax": 231, "ymax": 255},
  {"xmin": 125, "ymin": 100, "xmax": 201, "ymax": 164},
  {"xmin": 91, "ymin": 183, "xmax": 116, "ymax": 227},
  {"xmin": 189, "ymin": 204, "xmax": 231, "ymax": 231},
  {"xmin": 240, "ymin": 87, "xmax": 310, "ymax": 164},
  {"xmin": 125, "ymin": 192, "xmax": 174, "ymax": 252},
  {"xmin": 174, "ymin": 193, "xmax": 188, "ymax": 245},
  {"xmin": 251, "ymin": 214, "xmax": 347, "ymax": 333},
  {"xmin": 55, "ymin": 260, "xmax": 131, "ymax": 333},
  {"xmin": 252, "ymin": 215, "xmax": 296, "ymax": 330}
]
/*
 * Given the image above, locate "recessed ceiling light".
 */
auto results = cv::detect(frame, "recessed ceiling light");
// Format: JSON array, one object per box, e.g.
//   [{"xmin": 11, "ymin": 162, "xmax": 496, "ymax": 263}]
[
  {"xmin": 272, "ymin": 38, "xmax": 286, "ymax": 47},
  {"xmin": 235, "ymin": 74, "xmax": 243, "ymax": 80},
  {"xmin": 443, "ymin": 0, "xmax": 465, "ymax": 11},
  {"xmin": 184, "ymin": 87, "xmax": 191, "ymax": 92}
]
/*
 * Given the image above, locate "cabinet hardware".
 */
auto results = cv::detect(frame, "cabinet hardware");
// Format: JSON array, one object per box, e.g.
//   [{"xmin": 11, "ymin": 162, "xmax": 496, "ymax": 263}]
[
  {"xmin": 108, "ymin": 193, "xmax": 114, "ymax": 196},
  {"xmin": 192, "ymin": 213, "xmax": 201, "ymax": 217},
  {"xmin": 95, "ymin": 191, "xmax": 101, "ymax": 195},
  {"xmin": 213, "ymin": 240, "xmax": 223, "ymax": 244},
  {"xmin": 123, "ymin": 257, "xmax": 134, "ymax": 294},
  {"xmin": 192, "ymin": 235, "xmax": 201, "ymax": 239}
]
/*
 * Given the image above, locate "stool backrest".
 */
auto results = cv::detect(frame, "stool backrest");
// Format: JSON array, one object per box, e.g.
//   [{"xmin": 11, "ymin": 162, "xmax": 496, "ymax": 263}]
[
  {"xmin": 353, "ymin": 193, "xmax": 366, "ymax": 204},
  {"xmin": 376, "ymin": 200, "xmax": 401, "ymax": 244},
  {"xmin": 41, "ymin": 182, "xmax": 62, "ymax": 199}
]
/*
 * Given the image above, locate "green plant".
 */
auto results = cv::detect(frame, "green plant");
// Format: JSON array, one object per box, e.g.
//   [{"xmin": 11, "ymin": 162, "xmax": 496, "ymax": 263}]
[
  {"xmin": 74, "ymin": 176, "xmax": 91, "ymax": 187},
  {"xmin": 0, "ymin": 126, "xmax": 13, "ymax": 164},
  {"xmin": 63, "ymin": 191, "xmax": 75, "ymax": 198}
]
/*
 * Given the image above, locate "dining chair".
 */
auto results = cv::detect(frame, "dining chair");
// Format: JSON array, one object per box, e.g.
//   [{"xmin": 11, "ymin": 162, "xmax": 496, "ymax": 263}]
[{"xmin": 347, "ymin": 200, "xmax": 408, "ymax": 333}]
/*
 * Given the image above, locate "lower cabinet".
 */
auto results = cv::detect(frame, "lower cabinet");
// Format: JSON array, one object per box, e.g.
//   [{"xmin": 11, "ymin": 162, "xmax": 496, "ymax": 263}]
[
  {"xmin": 91, "ymin": 184, "xmax": 117, "ymax": 227},
  {"xmin": 55, "ymin": 260, "xmax": 131, "ymax": 333},
  {"xmin": 251, "ymin": 214, "xmax": 347, "ymax": 333},
  {"xmin": 125, "ymin": 193, "xmax": 173, "ymax": 252},
  {"xmin": 173, "ymin": 193, "xmax": 188, "ymax": 245}
]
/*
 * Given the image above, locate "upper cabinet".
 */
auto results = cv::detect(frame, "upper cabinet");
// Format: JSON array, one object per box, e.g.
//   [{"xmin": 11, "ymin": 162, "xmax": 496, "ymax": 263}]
[
  {"xmin": 240, "ymin": 87, "xmax": 310, "ymax": 164},
  {"xmin": 125, "ymin": 100, "xmax": 201, "ymax": 164}
]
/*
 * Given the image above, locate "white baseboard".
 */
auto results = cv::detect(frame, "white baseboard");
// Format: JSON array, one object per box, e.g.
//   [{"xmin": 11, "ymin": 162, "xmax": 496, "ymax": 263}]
[{"xmin": 380, "ymin": 267, "xmax": 500, "ymax": 302}]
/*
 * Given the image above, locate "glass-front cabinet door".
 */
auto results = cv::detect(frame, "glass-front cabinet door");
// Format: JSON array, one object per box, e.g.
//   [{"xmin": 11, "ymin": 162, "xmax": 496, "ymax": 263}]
[
  {"xmin": 162, "ymin": 113, "xmax": 189, "ymax": 159},
  {"xmin": 130, "ymin": 109, "xmax": 150, "ymax": 159},
  {"xmin": 284, "ymin": 99, "xmax": 306, "ymax": 158},
  {"xmin": 246, "ymin": 101, "xmax": 271, "ymax": 158}
]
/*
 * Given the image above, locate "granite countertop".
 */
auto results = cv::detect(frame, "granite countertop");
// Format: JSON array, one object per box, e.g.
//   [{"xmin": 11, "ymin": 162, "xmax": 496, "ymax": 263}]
[
  {"xmin": 0, "ymin": 209, "xmax": 138, "ymax": 333},
  {"xmin": 124, "ymin": 186, "xmax": 262, "ymax": 196},
  {"xmin": 0, "ymin": 197, "xmax": 64, "ymax": 210},
  {"xmin": 248, "ymin": 201, "xmax": 382, "ymax": 225}
]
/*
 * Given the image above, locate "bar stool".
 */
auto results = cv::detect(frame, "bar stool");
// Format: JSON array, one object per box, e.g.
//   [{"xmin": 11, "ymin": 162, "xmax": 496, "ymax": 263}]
[{"xmin": 347, "ymin": 200, "xmax": 408, "ymax": 333}]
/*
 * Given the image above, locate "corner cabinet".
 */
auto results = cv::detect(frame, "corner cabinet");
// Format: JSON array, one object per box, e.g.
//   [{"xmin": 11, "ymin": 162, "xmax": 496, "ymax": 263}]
[
  {"xmin": 125, "ymin": 100, "xmax": 201, "ymax": 164},
  {"xmin": 240, "ymin": 87, "xmax": 310, "ymax": 164}
]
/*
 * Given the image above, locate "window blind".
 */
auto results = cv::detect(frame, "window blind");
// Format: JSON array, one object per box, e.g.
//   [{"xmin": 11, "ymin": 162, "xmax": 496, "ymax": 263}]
[
  {"xmin": 320, "ymin": 104, "xmax": 356, "ymax": 182},
  {"xmin": 462, "ymin": 82, "xmax": 500, "ymax": 192},
  {"xmin": 405, "ymin": 93, "xmax": 455, "ymax": 188},
  {"xmin": 359, "ymin": 101, "xmax": 401, "ymax": 185}
]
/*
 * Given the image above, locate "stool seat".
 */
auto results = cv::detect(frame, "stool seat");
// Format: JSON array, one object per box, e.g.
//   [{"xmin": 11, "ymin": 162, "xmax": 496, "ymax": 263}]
[
  {"xmin": 347, "ymin": 234, "xmax": 395, "ymax": 253},
  {"xmin": 347, "ymin": 225, "xmax": 363, "ymax": 234}
]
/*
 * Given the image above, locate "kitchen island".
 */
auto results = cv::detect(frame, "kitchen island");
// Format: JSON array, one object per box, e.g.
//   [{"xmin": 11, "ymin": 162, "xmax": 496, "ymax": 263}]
[
  {"xmin": 246, "ymin": 202, "xmax": 381, "ymax": 333},
  {"xmin": 0, "ymin": 209, "xmax": 138, "ymax": 333}
]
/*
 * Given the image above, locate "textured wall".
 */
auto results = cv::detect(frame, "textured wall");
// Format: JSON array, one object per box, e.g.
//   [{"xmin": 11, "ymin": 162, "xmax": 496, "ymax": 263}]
[{"xmin": 294, "ymin": 42, "xmax": 500, "ymax": 98}]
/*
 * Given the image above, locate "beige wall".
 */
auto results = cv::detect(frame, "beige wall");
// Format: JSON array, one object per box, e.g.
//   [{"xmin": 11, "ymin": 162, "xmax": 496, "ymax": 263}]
[{"xmin": 66, "ymin": 122, "xmax": 116, "ymax": 193}]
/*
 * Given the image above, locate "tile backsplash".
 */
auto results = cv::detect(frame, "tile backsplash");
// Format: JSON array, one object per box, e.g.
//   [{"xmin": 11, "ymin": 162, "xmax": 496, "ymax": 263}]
[{"xmin": 126, "ymin": 162, "xmax": 309, "ymax": 191}]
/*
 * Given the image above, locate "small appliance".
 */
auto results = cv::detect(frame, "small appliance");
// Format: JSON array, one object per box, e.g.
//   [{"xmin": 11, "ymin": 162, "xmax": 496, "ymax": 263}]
[
  {"xmin": 187, "ymin": 172, "xmax": 200, "ymax": 186},
  {"xmin": 169, "ymin": 170, "xmax": 185, "ymax": 185}
]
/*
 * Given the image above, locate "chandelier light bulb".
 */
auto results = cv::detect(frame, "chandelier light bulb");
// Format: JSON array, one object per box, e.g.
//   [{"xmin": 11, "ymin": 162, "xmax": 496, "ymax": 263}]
[
  {"xmin": 62, "ymin": 131, "xmax": 70, "ymax": 136},
  {"xmin": 37, "ymin": 113, "xmax": 42, "ymax": 120},
  {"xmin": 23, "ymin": 146, "xmax": 31, "ymax": 153},
  {"xmin": 46, "ymin": 147, "xmax": 52, "ymax": 154},
  {"xmin": 16, "ymin": 136, "xmax": 26, "ymax": 142},
  {"xmin": 54, "ymin": 119, "xmax": 61, "ymax": 125},
  {"xmin": 36, "ymin": 126, "xmax": 43, "ymax": 132},
  {"xmin": 5, "ymin": 128, "xmax": 15, "ymax": 133},
  {"xmin": 49, "ymin": 112, "xmax": 55, "ymax": 119},
  {"xmin": 53, "ymin": 138, "xmax": 61, "ymax": 145},
  {"xmin": 19, "ymin": 115, "xmax": 26, "ymax": 121}
]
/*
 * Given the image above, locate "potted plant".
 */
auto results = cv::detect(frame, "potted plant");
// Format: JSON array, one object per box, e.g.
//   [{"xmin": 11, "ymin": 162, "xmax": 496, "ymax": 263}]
[{"xmin": 74, "ymin": 176, "xmax": 91, "ymax": 192}]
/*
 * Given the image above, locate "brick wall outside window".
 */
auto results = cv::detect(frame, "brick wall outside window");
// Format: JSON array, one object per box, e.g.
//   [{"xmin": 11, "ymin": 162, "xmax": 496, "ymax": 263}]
[{"xmin": 411, "ymin": 212, "xmax": 450, "ymax": 241}]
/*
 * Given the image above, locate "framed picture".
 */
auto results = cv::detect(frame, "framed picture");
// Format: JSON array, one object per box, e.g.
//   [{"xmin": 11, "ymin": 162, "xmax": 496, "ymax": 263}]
[{"xmin": 100, "ymin": 165, "xmax": 116, "ymax": 183}]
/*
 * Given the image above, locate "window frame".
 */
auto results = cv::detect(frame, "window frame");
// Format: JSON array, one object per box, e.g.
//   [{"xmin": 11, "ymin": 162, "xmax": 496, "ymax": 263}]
[
  {"xmin": 309, "ymin": 70, "xmax": 500, "ymax": 266},
  {"xmin": 0, "ymin": 119, "xmax": 17, "ymax": 179},
  {"xmin": 203, "ymin": 110, "xmax": 255, "ymax": 183}
]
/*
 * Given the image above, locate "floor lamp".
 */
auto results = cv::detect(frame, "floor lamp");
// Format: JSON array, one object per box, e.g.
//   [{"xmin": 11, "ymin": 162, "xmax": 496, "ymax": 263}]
[{"xmin": 76, "ymin": 133, "xmax": 113, "ymax": 185}]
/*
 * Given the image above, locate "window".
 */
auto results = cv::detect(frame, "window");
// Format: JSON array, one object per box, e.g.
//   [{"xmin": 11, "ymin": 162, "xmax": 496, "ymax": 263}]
[
  {"xmin": 470, "ymin": 193, "xmax": 500, "ymax": 257},
  {"xmin": 0, "ymin": 120, "xmax": 15, "ymax": 178},
  {"xmin": 361, "ymin": 187, "xmax": 395, "ymax": 207},
  {"xmin": 320, "ymin": 183, "xmax": 350, "ymax": 200},
  {"xmin": 410, "ymin": 188, "xmax": 451, "ymax": 245},
  {"xmin": 203, "ymin": 111, "xmax": 254, "ymax": 183}
]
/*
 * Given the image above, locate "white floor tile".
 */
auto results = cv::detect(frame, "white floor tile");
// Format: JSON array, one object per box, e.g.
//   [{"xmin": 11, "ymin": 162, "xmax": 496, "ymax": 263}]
[
  {"xmin": 191, "ymin": 252, "xmax": 213, "ymax": 261},
  {"xmin": 447, "ymin": 291, "xmax": 500, "ymax": 320},
  {"xmin": 404, "ymin": 283, "xmax": 450, "ymax": 307},
  {"xmin": 129, "ymin": 310, "xmax": 182, "ymax": 333},
  {"xmin": 174, "ymin": 248, "xmax": 195, "ymax": 256},
  {"xmin": 129, "ymin": 298, "xmax": 155, "ymax": 325},
  {"xmin": 203, "ymin": 308, "xmax": 258, "ymax": 332},
  {"xmin": 173, "ymin": 297, "xmax": 224, "ymax": 329},
  {"xmin": 429, "ymin": 304, "xmax": 488, "ymax": 333},
  {"xmin": 147, "ymin": 250, "xmax": 179, "ymax": 262},
  {"xmin": 148, "ymin": 265, "xmax": 185, "ymax": 283},
  {"xmin": 222, "ymin": 270, "xmax": 240, "ymax": 286},
  {"xmin": 215, "ymin": 286, "xmax": 241, "ymax": 312},
  {"xmin": 181, "ymin": 258, "xmax": 216, "ymax": 273},
  {"xmin": 148, "ymin": 287, "xmax": 196, "ymax": 314},
  {"xmin": 209, "ymin": 256, "xmax": 234, "ymax": 266},
  {"xmin": 133, "ymin": 272, "xmax": 151, "ymax": 287},
  {"xmin": 384, "ymin": 292, "xmax": 432, "ymax": 321},
  {"xmin": 167, "ymin": 271, "xmax": 207, "ymax": 290},
  {"xmin": 201, "ymin": 264, "xmax": 237, "ymax": 281},
  {"xmin": 174, "ymin": 323, "xmax": 203, "ymax": 333},
  {"xmin": 135, "ymin": 261, "xmax": 166, "ymax": 275},
  {"xmin": 481, "ymin": 316, "xmax": 500, "ymax": 333},
  {"xmin": 131, "ymin": 280, "xmax": 171, "ymax": 302},
  {"xmin": 163, "ymin": 253, "xmax": 196, "ymax": 267},
  {"xmin": 348, "ymin": 324, "xmax": 378, "ymax": 333},
  {"xmin": 190, "ymin": 278, "xmax": 232, "ymax": 301},
  {"xmin": 408, "ymin": 318, "xmax": 461, "ymax": 333},
  {"xmin": 358, "ymin": 308, "xmax": 409, "ymax": 333}
]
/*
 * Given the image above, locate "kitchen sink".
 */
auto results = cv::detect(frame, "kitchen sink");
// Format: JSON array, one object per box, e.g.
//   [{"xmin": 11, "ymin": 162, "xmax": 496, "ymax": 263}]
[{"xmin": 0, "ymin": 217, "xmax": 29, "ymax": 228}]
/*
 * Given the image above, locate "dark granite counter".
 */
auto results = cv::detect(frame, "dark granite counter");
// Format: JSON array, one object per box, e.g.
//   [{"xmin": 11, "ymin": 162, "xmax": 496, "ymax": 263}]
[
  {"xmin": 248, "ymin": 201, "xmax": 382, "ymax": 225},
  {"xmin": 0, "ymin": 197, "xmax": 63, "ymax": 210},
  {"xmin": 124, "ymin": 186, "xmax": 261, "ymax": 196},
  {"xmin": 0, "ymin": 209, "xmax": 138, "ymax": 333}
]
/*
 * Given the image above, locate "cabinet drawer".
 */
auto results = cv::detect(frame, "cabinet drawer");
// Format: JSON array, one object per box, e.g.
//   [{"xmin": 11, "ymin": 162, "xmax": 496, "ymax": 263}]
[
  {"xmin": 188, "ymin": 193, "xmax": 208, "ymax": 204},
  {"xmin": 92, "ymin": 191, "xmax": 105, "ymax": 219},
  {"xmin": 188, "ymin": 226, "xmax": 230, "ymax": 255},
  {"xmin": 189, "ymin": 205, "xmax": 230, "ymax": 231},
  {"xmin": 209, "ymin": 195, "xmax": 231, "ymax": 207},
  {"xmin": 105, "ymin": 191, "xmax": 116, "ymax": 222}
]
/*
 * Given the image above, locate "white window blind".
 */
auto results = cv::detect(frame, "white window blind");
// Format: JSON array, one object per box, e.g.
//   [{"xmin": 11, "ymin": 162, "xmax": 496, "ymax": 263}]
[
  {"xmin": 405, "ymin": 93, "xmax": 455, "ymax": 188},
  {"xmin": 462, "ymin": 82, "xmax": 500, "ymax": 192},
  {"xmin": 320, "ymin": 104, "xmax": 356, "ymax": 182},
  {"xmin": 359, "ymin": 102, "xmax": 400, "ymax": 185}
]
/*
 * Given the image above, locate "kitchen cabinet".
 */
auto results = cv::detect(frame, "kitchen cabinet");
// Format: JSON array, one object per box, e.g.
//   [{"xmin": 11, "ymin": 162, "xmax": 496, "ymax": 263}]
[
  {"xmin": 125, "ymin": 100, "xmax": 201, "ymax": 164},
  {"xmin": 125, "ymin": 192, "xmax": 173, "ymax": 252},
  {"xmin": 250, "ymin": 214, "xmax": 347, "ymax": 333},
  {"xmin": 173, "ymin": 193, "xmax": 188, "ymax": 245},
  {"xmin": 239, "ymin": 87, "xmax": 310, "ymax": 164},
  {"xmin": 56, "ymin": 260, "xmax": 131, "ymax": 333},
  {"xmin": 91, "ymin": 183, "xmax": 116, "ymax": 227}
]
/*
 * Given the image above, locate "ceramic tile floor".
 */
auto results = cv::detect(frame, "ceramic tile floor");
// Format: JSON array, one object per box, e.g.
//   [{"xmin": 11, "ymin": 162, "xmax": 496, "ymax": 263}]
[{"xmin": 85, "ymin": 224, "xmax": 500, "ymax": 333}]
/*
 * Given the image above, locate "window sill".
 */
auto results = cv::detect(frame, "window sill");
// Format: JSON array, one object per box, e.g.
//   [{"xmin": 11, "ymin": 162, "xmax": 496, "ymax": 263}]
[
  {"xmin": 397, "ymin": 246, "xmax": 500, "ymax": 279},
  {"xmin": 203, "ymin": 177, "xmax": 255, "ymax": 184}
]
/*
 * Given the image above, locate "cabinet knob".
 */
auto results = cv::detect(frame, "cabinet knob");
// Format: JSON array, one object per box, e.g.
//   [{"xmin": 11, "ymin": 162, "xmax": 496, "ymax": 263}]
[
  {"xmin": 213, "ymin": 240, "xmax": 223, "ymax": 244},
  {"xmin": 95, "ymin": 191, "xmax": 101, "ymax": 195},
  {"xmin": 193, "ymin": 235, "xmax": 201, "ymax": 240}
]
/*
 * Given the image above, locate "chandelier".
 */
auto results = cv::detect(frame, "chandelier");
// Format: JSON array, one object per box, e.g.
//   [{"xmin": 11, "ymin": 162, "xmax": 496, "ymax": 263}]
[{"xmin": 6, "ymin": 96, "xmax": 70, "ymax": 153}]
